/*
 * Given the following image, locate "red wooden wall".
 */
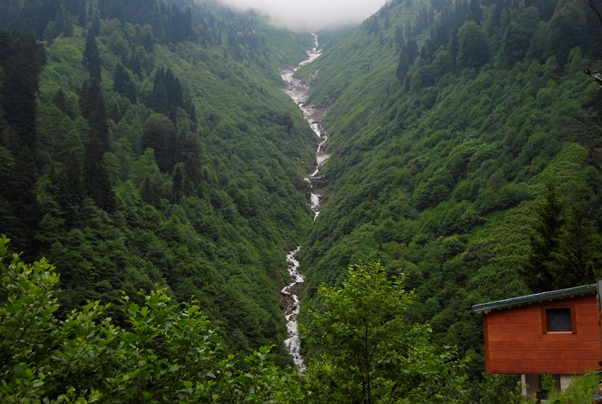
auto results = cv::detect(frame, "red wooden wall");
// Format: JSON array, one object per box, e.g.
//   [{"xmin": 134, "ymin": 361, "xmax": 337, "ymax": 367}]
[{"xmin": 483, "ymin": 295, "xmax": 601, "ymax": 374}]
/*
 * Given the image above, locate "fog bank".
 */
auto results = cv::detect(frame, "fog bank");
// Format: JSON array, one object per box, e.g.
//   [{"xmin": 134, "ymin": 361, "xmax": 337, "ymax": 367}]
[{"xmin": 218, "ymin": 0, "xmax": 385, "ymax": 31}]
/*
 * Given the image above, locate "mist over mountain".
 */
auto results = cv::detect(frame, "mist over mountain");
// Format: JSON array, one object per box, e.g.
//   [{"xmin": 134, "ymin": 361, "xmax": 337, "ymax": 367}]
[{"xmin": 218, "ymin": 0, "xmax": 386, "ymax": 30}]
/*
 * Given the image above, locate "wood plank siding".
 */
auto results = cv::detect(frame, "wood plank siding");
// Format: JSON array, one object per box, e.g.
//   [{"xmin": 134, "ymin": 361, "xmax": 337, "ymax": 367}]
[{"xmin": 483, "ymin": 294, "xmax": 601, "ymax": 374}]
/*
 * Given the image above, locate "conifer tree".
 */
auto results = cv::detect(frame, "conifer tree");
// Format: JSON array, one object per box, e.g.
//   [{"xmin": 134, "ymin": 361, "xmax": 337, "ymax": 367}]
[
  {"xmin": 0, "ymin": 147, "xmax": 41, "ymax": 257},
  {"xmin": 91, "ymin": 11, "xmax": 100, "ymax": 36},
  {"xmin": 521, "ymin": 183, "xmax": 564, "ymax": 293},
  {"xmin": 168, "ymin": 106, "xmax": 178, "ymax": 128},
  {"xmin": 394, "ymin": 25, "xmax": 404, "ymax": 46},
  {"xmin": 83, "ymin": 29, "xmax": 101, "ymax": 83},
  {"xmin": 522, "ymin": 184, "xmax": 602, "ymax": 292},
  {"xmin": 62, "ymin": 13, "xmax": 74, "ymax": 37},
  {"xmin": 62, "ymin": 151, "xmax": 85, "ymax": 210},
  {"xmin": 76, "ymin": 0, "xmax": 87, "ymax": 26},
  {"xmin": 3, "ymin": 36, "xmax": 40, "ymax": 150},
  {"xmin": 396, "ymin": 39, "xmax": 418, "ymax": 82},
  {"xmin": 112, "ymin": 62, "xmax": 137, "ymax": 103},
  {"xmin": 182, "ymin": 133, "xmax": 202, "ymax": 195},
  {"xmin": 456, "ymin": 20, "xmax": 490, "ymax": 69},
  {"xmin": 469, "ymin": 0, "xmax": 482, "ymax": 24},
  {"xmin": 172, "ymin": 165, "xmax": 183, "ymax": 204},
  {"xmin": 551, "ymin": 190, "xmax": 602, "ymax": 288},
  {"xmin": 545, "ymin": 4, "xmax": 585, "ymax": 67},
  {"xmin": 83, "ymin": 133, "xmax": 116, "ymax": 213},
  {"xmin": 140, "ymin": 175, "xmax": 162, "ymax": 208},
  {"xmin": 79, "ymin": 79, "xmax": 109, "ymax": 150},
  {"xmin": 52, "ymin": 88, "xmax": 71, "ymax": 117},
  {"xmin": 448, "ymin": 28, "xmax": 458, "ymax": 73},
  {"xmin": 152, "ymin": 68, "xmax": 169, "ymax": 115},
  {"xmin": 142, "ymin": 113, "xmax": 177, "ymax": 172},
  {"xmin": 128, "ymin": 52, "xmax": 143, "ymax": 78}
]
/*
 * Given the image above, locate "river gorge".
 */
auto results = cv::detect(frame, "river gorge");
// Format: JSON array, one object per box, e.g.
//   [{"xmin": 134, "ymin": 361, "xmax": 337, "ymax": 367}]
[{"xmin": 279, "ymin": 34, "xmax": 329, "ymax": 371}]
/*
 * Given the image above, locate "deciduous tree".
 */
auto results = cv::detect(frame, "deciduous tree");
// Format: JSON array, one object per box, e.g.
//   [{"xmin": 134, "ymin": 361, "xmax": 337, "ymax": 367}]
[{"xmin": 302, "ymin": 262, "xmax": 467, "ymax": 403}]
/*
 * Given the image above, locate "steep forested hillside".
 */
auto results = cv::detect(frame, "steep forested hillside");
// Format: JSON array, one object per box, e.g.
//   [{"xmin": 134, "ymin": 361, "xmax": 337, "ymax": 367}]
[
  {"xmin": 5, "ymin": 0, "xmax": 602, "ymax": 401},
  {"xmin": 297, "ymin": 0, "xmax": 602, "ymax": 395},
  {"xmin": 0, "ymin": 0, "xmax": 318, "ymax": 361}
]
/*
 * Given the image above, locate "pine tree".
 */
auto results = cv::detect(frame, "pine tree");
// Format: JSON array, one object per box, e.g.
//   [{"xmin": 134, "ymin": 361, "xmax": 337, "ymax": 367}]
[
  {"xmin": 168, "ymin": 106, "xmax": 177, "ymax": 128},
  {"xmin": 551, "ymin": 190, "xmax": 602, "ymax": 288},
  {"xmin": 394, "ymin": 25, "xmax": 404, "ymax": 47},
  {"xmin": 3, "ymin": 36, "xmax": 40, "ymax": 150},
  {"xmin": 83, "ymin": 29, "xmax": 101, "ymax": 83},
  {"xmin": 165, "ymin": 68, "xmax": 183, "ymax": 109},
  {"xmin": 62, "ymin": 151, "xmax": 84, "ymax": 210},
  {"xmin": 456, "ymin": 20, "xmax": 490, "ymax": 69},
  {"xmin": 171, "ymin": 165, "xmax": 183, "ymax": 204},
  {"xmin": 182, "ymin": 133, "xmax": 202, "ymax": 196},
  {"xmin": 469, "ymin": 0, "xmax": 482, "ymax": 24},
  {"xmin": 521, "ymin": 183, "xmax": 565, "ymax": 292},
  {"xmin": 62, "ymin": 13, "xmax": 74, "ymax": 37},
  {"xmin": 128, "ymin": 52, "xmax": 143, "ymax": 78},
  {"xmin": 79, "ymin": 79, "xmax": 109, "ymax": 150},
  {"xmin": 112, "ymin": 62, "xmax": 137, "ymax": 103},
  {"xmin": 141, "ymin": 113, "xmax": 177, "ymax": 172},
  {"xmin": 140, "ymin": 175, "xmax": 162, "ymax": 208},
  {"xmin": 152, "ymin": 68, "xmax": 169, "ymax": 115},
  {"xmin": 76, "ymin": 0, "xmax": 87, "ymax": 26},
  {"xmin": 83, "ymin": 133, "xmax": 116, "ymax": 213},
  {"xmin": 396, "ymin": 39, "xmax": 418, "ymax": 82},
  {"xmin": 0, "ymin": 147, "xmax": 41, "ymax": 257},
  {"xmin": 92, "ymin": 11, "xmax": 100, "ymax": 36},
  {"xmin": 52, "ymin": 88, "xmax": 71, "ymax": 117}
]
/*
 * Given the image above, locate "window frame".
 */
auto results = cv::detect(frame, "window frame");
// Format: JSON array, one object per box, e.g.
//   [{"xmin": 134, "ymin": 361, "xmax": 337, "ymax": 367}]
[{"xmin": 541, "ymin": 304, "xmax": 576, "ymax": 334}]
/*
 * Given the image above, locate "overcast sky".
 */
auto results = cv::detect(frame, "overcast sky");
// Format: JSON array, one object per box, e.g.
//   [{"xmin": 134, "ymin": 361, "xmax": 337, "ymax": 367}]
[{"xmin": 218, "ymin": 0, "xmax": 386, "ymax": 31}]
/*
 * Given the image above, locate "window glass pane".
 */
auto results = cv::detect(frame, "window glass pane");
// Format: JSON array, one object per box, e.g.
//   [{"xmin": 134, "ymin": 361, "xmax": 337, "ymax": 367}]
[{"xmin": 546, "ymin": 308, "xmax": 571, "ymax": 331}]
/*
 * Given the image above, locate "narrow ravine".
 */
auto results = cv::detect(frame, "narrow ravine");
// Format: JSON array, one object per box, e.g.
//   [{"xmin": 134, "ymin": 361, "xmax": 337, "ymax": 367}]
[
  {"xmin": 279, "ymin": 34, "xmax": 329, "ymax": 372},
  {"xmin": 280, "ymin": 248, "xmax": 304, "ymax": 371}
]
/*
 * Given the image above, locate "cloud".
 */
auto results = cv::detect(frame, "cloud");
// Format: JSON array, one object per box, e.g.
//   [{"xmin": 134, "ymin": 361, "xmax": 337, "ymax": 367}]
[{"xmin": 218, "ymin": 0, "xmax": 385, "ymax": 31}]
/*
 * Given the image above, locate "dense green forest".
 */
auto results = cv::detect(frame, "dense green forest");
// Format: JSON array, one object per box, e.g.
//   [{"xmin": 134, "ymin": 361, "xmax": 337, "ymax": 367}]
[
  {"xmin": 294, "ymin": 0, "xmax": 602, "ymax": 399},
  {"xmin": 0, "ymin": 0, "xmax": 319, "ymax": 364},
  {"xmin": 3, "ymin": 0, "xmax": 602, "ymax": 401}
]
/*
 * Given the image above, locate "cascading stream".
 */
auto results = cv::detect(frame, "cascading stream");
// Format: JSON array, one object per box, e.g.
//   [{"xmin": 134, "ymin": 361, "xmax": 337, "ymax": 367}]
[
  {"xmin": 281, "ymin": 248, "xmax": 305, "ymax": 371},
  {"xmin": 279, "ymin": 34, "xmax": 328, "ymax": 372}
]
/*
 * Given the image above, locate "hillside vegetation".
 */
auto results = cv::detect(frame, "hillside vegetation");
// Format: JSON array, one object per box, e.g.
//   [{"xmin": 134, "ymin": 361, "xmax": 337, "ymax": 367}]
[
  {"xmin": 297, "ymin": 0, "xmax": 602, "ymax": 395},
  {"xmin": 3, "ymin": 0, "xmax": 602, "ymax": 401},
  {"xmin": 0, "ymin": 0, "xmax": 318, "ymax": 361}
]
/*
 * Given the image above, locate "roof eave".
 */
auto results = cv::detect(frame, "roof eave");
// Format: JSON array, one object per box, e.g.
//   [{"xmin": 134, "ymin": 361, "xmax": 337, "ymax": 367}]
[{"xmin": 472, "ymin": 284, "xmax": 597, "ymax": 313}]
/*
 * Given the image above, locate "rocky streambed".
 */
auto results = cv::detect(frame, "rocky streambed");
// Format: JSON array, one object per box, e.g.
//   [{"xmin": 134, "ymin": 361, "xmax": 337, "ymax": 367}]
[{"xmin": 279, "ymin": 34, "xmax": 330, "ymax": 371}]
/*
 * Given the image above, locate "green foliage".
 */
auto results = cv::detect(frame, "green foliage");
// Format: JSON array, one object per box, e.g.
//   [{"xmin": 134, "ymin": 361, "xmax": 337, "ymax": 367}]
[
  {"xmin": 83, "ymin": 133, "xmax": 116, "ymax": 212},
  {"xmin": 0, "ymin": 2, "xmax": 318, "ymax": 363},
  {"xmin": 547, "ymin": 373, "xmax": 600, "ymax": 404},
  {"xmin": 294, "ymin": 0, "xmax": 602, "ymax": 402},
  {"xmin": 83, "ymin": 29, "xmax": 101, "ymax": 83},
  {"xmin": 301, "ymin": 262, "xmax": 468, "ymax": 403},
  {"xmin": 456, "ymin": 21, "xmax": 490, "ymax": 70},
  {"xmin": 2, "ymin": 237, "xmax": 472, "ymax": 403},
  {"xmin": 521, "ymin": 183, "xmax": 602, "ymax": 292},
  {"xmin": 473, "ymin": 374, "xmax": 536, "ymax": 404},
  {"xmin": 141, "ymin": 113, "xmax": 177, "ymax": 173},
  {"xmin": 0, "ymin": 235, "xmax": 283, "ymax": 403}
]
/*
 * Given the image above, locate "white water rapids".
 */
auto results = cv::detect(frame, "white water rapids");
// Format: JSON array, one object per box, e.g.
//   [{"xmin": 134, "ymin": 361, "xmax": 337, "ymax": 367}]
[
  {"xmin": 279, "ymin": 34, "xmax": 328, "ymax": 372},
  {"xmin": 280, "ymin": 248, "xmax": 305, "ymax": 371}
]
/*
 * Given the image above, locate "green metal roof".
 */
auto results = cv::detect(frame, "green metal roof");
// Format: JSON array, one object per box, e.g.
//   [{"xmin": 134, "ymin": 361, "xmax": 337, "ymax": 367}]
[{"xmin": 472, "ymin": 284, "xmax": 597, "ymax": 313}]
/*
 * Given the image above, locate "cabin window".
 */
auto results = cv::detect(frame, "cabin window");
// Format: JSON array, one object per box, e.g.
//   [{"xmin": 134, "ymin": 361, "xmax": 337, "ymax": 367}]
[{"xmin": 545, "ymin": 308, "xmax": 572, "ymax": 332}]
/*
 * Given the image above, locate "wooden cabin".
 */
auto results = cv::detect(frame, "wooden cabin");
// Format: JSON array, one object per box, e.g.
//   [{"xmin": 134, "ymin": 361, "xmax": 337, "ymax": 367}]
[{"xmin": 472, "ymin": 284, "xmax": 600, "ymax": 398}]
